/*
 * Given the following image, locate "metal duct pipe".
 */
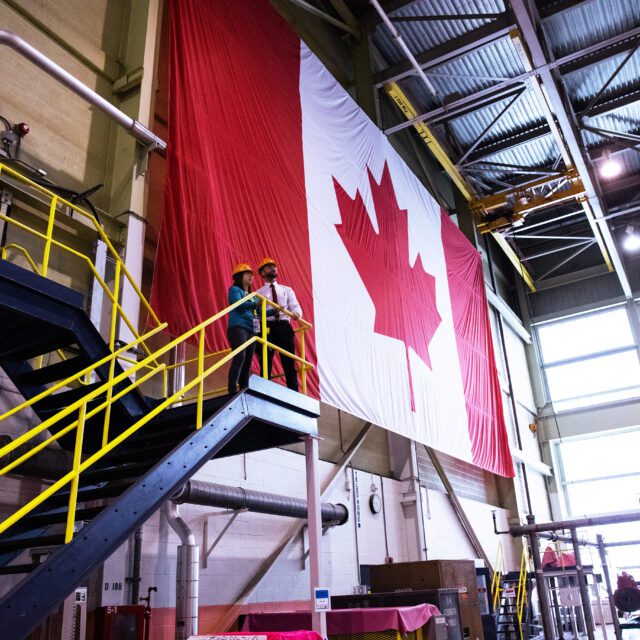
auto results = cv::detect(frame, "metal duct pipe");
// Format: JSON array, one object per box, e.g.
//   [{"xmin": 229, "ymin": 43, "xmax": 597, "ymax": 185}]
[
  {"xmin": 368, "ymin": 0, "xmax": 439, "ymax": 98},
  {"xmin": 0, "ymin": 30, "xmax": 166, "ymax": 151},
  {"xmin": 509, "ymin": 511, "xmax": 640, "ymax": 536},
  {"xmin": 172, "ymin": 480, "xmax": 349, "ymax": 526},
  {"xmin": 0, "ymin": 434, "xmax": 74, "ymax": 479},
  {"xmin": 164, "ymin": 502, "xmax": 198, "ymax": 640},
  {"xmin": 129, "ymin": 528, "xmax": 143, "ymax": 605}
]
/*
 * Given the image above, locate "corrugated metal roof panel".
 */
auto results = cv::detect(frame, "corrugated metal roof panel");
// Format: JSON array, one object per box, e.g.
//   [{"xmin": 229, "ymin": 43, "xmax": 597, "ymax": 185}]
[
  {"xmin": 447, "ymin": 90, "xmax": 546, "ymax": 148},
  {"xmin": 372, "ymin": 0, "xmax": 507, "ymax": 66},
  {"xmin": 582, "ymin": 103, "xmax": 640, "ymax": 145},
  {"xmin": 395, "ymin": 35, "xmax": 526, "ymax": 110},
  {"xmin": 543, "ymin": 0, "xmax": 640, "ymax": 58},
  {"xmin": 472, "ymin": 133, "xmax": 559, "ymax": 168},
  {"xmin": 563, "ymin": 52, "xmax": 640, "ymax": 108}
]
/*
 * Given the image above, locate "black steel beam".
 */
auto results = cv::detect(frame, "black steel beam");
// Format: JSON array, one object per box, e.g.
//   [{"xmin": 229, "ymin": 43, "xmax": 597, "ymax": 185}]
[
  {"xmin": 560, "ymin": 32, "xmax": 640, "ymax": 75},
  {"xmin": 462, "ymin": 125, "xmax": 552, "ymax": 163},
  {"xmin": 382, "ymin": 26, "xmax": 640, "ymax": 131},
  {"xmin": 577, "ymin": 85, "xmax": 640, "ymax": 118},
  {"xmin": 373, "ymin": 15, "xmax": 515, "ymax": 86},
  {"xmin": 539, "ymin": 0, "xmax": 594, "ymax": 19}
]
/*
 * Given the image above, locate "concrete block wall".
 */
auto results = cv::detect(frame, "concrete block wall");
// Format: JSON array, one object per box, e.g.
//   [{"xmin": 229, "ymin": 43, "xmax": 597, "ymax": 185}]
[{"xmin": 0, "ymin": 0, "xmax": 124, "ymax": 205}]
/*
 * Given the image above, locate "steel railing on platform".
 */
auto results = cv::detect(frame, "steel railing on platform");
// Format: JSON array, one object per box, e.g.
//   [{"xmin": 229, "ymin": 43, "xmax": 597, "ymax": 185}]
[{"xmin": 0, "ymin": 161, "xmax": 314, "ymax": 545}]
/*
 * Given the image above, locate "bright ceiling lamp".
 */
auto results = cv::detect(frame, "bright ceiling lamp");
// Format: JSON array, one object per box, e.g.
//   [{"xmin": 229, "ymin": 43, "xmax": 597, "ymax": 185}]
[
  {"xmin": 623, "ymin": 225, "xmax": 640, "ymax": 252},
  {"xmin": 600, "ymin": 150, "xmax": 622, "ymax": 179}
]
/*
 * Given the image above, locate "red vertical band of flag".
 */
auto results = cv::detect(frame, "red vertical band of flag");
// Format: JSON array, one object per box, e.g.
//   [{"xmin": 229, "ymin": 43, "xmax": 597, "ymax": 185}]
[
  {"xmin": 151, "ymin": 0, "xmax": 318, "ymax": 396},
  {"xmin": 440, "ymin": 211, "xmax": 514, "ymax": 476}
]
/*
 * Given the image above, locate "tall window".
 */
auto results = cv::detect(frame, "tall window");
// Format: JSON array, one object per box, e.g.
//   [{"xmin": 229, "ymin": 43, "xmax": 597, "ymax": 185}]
[
  {"xmin": 536, "ymin": 305, "xmax": 640, "ymax": 411},
  {"xmin": 553, "ymin": 429, "xmax": 640, "ymax": 572}
]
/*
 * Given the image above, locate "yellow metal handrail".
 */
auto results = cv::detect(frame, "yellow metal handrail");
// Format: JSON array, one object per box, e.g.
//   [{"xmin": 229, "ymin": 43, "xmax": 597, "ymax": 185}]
[
  {"xmin": 0, "ymin": 161, "xmax": 314, "ymax": 545},
  {"xmin": 0, "ymin": 162, "xmax": 162, "ymax": 367},
  {"xmin": 0, "ymin": 290, "xmax": 314, "ymax": 543},
  {"xmin": 491, "ymin": 540, "xmax": 507, "ymax": 615},
  {"xmin": 515, "ymin": 542, "xmax": 531, "ymax": 640}
]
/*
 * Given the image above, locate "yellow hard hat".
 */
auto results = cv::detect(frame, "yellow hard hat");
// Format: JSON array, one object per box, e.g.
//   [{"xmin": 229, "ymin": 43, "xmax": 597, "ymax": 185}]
[
  {"xmin": 258, "ymin": 257, "xmax": 277, "ymax": 271},
  {"xmin": 232, "ymin": 263, "xmax": 253, "ymax": 276}
]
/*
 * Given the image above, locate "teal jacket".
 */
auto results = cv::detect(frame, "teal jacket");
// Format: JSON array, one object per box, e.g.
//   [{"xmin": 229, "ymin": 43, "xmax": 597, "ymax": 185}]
[{"xmin": 228, "ymin": 285, "xmax": 257, "ymax": 332}]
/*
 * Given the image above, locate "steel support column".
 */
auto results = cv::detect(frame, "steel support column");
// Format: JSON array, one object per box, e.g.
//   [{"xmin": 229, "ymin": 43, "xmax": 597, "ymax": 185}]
[
  {"xmin": 571, "ymin": 528, "xmax": 596, "ymax": 640},
  {"xmin": 306, "ymin": 436, "xmax": 326, "ymax": 636},
  {"xmin": 597, "ymin": 534, "xmax": 624, "ymax": 640},
  {"xmin": 217, "ymin": 423, "xmax": 373, "ymax": 631},
  {"xmin": 527, "ymin": 515, "xmax": 557, "ymax": 640}
]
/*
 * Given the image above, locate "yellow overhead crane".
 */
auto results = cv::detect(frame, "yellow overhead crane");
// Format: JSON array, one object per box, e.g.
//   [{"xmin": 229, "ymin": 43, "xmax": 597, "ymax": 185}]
[{"xmin": 383, "ymin": 81, "xmax": 537, "ymax": 292}]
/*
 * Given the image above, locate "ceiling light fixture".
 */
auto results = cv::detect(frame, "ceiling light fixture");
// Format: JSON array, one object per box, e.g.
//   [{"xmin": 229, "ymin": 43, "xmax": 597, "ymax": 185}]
[
  {"xmin": 623, "ymin": 225, "xmax": 640, "ymax": 252},
  {"xmin": 600, "ymin": 150, "xmax": 622, "ymax": 179}
]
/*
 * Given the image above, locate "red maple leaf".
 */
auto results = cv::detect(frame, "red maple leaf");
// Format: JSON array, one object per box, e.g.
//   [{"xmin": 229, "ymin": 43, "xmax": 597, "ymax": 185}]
[{"xmin": 334, "ymin": 163, "xmax": 441, "ymax": 408}]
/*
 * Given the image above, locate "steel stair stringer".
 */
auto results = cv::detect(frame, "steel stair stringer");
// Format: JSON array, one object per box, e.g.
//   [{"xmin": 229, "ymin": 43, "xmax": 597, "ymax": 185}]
[{"xmin": 0, "ymin": 375, "xmax": 319, "ymax": 640}]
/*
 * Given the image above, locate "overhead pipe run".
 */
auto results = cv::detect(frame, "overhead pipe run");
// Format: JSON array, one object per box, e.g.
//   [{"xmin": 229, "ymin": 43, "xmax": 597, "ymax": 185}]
[
  {"xmin": 0, "ymin": 30, "xmax": 166, "ymax": 152},
  {"xmin": 172, "ymin": 480, "xmax": 349, "ymax": 527},
  {"xmin": 507, "ymin": 510, "xmax": 640, "ymax": 536}
]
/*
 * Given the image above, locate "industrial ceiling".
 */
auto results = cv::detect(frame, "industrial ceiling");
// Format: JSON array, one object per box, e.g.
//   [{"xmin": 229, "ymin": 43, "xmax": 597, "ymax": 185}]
[{"xmin": 279, "ymin": 0, "xmax": 640, "ymax": 301}]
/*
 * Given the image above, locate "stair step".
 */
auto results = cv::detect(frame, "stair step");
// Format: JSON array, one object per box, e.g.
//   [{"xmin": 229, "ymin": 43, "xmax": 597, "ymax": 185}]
[
  {"xmin": 34, "ymin": 382, "xmax": 104, "ymax": 412},
  {"xmin": 103, "ymin": 439, "xmax": 178, "ymax": 463},
  {"xmin": 20, "ymin": 506, "xmax": 103, "ymax": 529},
  {"xmin": 81, "ymin": 461, "xmax": 154, "ymax": 483},
  {"xmin": 46, "ymin": 481, "xmax": 133, "ymax": 507},
  {"xmin": 0, "ymin": 563, "xmax": 41, "ymax": 575},
  {"xmin": 0, "ymin": 330, "xmax": 76, "ymax": 361},
  {"xmin": 0, "ymin": 534, "xmax": 65, "ymax": 554},
  {"xmin": 17, "ymin": 355, "xmax": 90, "ymax": 386}
]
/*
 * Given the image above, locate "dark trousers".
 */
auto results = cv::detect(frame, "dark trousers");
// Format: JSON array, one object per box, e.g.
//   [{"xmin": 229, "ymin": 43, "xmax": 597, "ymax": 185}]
[
  {"xmin": 261, "ymin": 320, "xmax": 299, "ymax": 391},
  {"xmin": 227, "ymin": 325, "xmax": 255, "ymax": 394}
]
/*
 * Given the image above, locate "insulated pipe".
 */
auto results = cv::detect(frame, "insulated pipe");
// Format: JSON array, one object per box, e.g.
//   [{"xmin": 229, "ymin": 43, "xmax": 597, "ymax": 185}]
[
  {"xmin": 164, "ymin": 502, "xmax": 198, "ymax": 640},
  {"xmin": 509, "ymin": 511, "xmax": 640, "ymax": 536},
  {"xmin": 368, "ymin": 0, "xmax": 439, "ymax": 98},
  {"xmin": 0, "ymin": 30, "xmax": 166, "ymax": 152},
  {"xmin": 130, "ymin": 528, "xmax": 143, "ymax": 605},
  {"xmin": 172, "ymin": 480, "xmax": 349, "ymax": 526}
]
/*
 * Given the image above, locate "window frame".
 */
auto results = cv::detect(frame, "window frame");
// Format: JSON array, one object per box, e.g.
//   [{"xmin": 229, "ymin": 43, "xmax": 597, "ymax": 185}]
[{"xmin": 535, "ymin": 303, "xmax": 640, "ymax": 412}]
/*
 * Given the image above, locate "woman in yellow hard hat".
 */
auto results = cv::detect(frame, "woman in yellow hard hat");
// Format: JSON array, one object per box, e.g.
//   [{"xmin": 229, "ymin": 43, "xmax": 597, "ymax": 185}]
[{"xmin": 227, "ymin": 263, "xmax": 257, "ymax": 394}]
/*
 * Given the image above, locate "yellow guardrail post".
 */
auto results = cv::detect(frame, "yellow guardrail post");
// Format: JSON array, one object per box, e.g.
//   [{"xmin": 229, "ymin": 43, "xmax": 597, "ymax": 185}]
[
  {"xmin": 65, "ymin": 401, "xmax": 87, "ymax": 543},
  {"xmin": 41, "ymin": 196, "xmax": 57, "ymax": 277},
  {"xmin": 492, "ymin": 542, "xmax": 504, "ymax": 611},
  {"xmin": 102, "ymin": 259, "xmax": 121, "ymax": 447},
  {"xmin": 196, "ymin": 328, "xmax": 204, "ymax": 429},
  {"xmin": 261, "ymin": 297, "xmax": 268, "ymax": 379},
  {"xmin": 516, "ymin": 541, "xmax": 529, "ymax": 640},
  {"xmin": 300, "ymin": 326, "xmax": 307, "ymax": 395}
]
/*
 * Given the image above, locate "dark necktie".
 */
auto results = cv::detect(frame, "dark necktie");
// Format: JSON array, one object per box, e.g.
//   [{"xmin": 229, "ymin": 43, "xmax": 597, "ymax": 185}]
[{"xmin": 271, "ymin": 283, "xmax": 280, "ymax": 319}]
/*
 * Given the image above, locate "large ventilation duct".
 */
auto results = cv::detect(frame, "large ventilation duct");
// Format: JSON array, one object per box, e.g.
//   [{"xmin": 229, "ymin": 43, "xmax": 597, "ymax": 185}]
[{"xmin": 172, "ymin": 480, "xmax": 349, "ymax": 526}]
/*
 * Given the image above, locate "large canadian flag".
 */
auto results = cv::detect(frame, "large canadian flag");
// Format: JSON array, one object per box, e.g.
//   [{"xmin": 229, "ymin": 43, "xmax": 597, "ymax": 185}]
[{"xmin": 151, "ymin": 0, "xmax": 514, "ymax": 477}]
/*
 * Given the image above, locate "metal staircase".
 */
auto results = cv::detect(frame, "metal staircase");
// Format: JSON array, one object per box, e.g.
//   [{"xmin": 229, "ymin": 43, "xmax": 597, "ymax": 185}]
[{"xmin": 0, "ymin": 162, "xmax": 317, "ymax": 639}]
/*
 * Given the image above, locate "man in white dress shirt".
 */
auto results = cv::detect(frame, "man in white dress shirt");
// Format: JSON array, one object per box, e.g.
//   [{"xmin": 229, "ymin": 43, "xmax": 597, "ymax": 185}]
[{"xmin": 256, "ymin": 257, "xmax": 301, "ymax": 391}]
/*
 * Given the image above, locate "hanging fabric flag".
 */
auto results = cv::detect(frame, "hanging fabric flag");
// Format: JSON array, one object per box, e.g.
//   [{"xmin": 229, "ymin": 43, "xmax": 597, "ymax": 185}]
[{"xmin": 150, "ymin": 0, "xmax": 515, "ymax": 477}]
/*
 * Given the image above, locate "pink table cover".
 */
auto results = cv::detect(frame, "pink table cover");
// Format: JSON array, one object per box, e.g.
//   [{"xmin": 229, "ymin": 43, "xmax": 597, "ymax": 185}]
[
  {"xmin": 189, "ymin": 632, "xmax": 322, "ymax": 640},
  {"xmin": 241, "ymin": 604, "xmax": 441, "ymax": 635}
]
